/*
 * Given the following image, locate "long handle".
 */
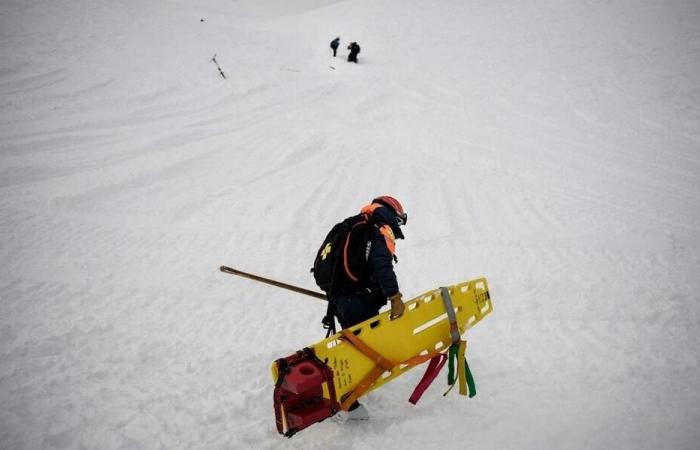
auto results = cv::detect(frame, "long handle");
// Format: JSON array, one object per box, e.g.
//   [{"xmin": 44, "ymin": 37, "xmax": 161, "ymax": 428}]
[{"xmin": 219, "ymin": 265, "xmax": 327, "ymax": 301}]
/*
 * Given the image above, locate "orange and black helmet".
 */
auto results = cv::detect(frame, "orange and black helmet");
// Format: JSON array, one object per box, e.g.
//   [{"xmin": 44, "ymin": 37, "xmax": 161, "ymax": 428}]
[{"xmin": 371, "ymin": 195, "xmax": 407, "ymax": 226}]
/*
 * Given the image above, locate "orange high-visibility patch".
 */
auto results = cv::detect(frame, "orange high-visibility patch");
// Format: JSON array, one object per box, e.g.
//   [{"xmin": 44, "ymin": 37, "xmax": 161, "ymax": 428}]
[
  {"xmin": 379, "ymin": 225, "xmax": 395, "ymax": 254},
  {"xmin": 359, "ymin": 203, "xmax": 396, "ymax": 254},
  {"xmin": 360, "ymin": 203, "xmax": 381, "ymax": 216}
]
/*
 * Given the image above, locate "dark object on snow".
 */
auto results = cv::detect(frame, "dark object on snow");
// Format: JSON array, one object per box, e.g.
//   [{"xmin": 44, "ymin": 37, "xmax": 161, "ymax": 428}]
[
  {"xmin": 211, "ymin": 54, "xmax": 226, "ymax": 79},
  {"xmin": 330, "ymin": 37, "xmax": 340, "ymax": 57},
  {"xmin": 347, "ymin": 42, "xmax": 360, "ymax": 63}
]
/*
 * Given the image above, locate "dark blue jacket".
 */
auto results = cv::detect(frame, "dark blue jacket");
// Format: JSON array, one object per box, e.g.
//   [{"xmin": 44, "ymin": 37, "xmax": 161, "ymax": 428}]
[
  {"xmin": 337, "ymin": 205, "xmax": 401, "ymax": 300},
  {"xmin": 332, "ymin": 223, "xmax": 397, "ymax": 327},
  {"xmin": 330, "ymin": 205, "xmax": 402, "ymax": 328},
  {"xmin": 366, "ymin": 224, "xmax": 399, "ymax": 298}
]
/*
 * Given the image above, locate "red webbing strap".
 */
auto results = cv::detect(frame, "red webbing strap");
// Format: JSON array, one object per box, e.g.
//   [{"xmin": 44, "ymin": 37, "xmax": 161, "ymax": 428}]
[
  {"xmin": 404, "ymin": 287, "xmax": 459, "ymax": 405},
  {"xmin": 273, "ymin": 384, "xmax": 285, "ymax": 434},
  {"xmin": 408, "ymin": 353, "xmax": 448, "ymax": 405}
]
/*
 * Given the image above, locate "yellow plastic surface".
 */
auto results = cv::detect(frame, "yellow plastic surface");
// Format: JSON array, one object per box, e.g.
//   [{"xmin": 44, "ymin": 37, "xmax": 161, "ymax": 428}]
[{"xmin": 271, "ymin": 278, "xmax": 492, "ymax": 401}]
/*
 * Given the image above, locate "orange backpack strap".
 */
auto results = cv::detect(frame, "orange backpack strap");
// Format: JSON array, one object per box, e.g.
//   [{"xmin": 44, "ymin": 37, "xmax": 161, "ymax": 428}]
[
  {"xmin": 341, "ymin": 217, "xmax": 374, "ymax": 282},
  {"xmin": 359, "ymin": 203, "xmax": 397, "ymax": 255},
  {"xmin": 378, "ymin": 224, "xmax": 396, "ymax": 254}
]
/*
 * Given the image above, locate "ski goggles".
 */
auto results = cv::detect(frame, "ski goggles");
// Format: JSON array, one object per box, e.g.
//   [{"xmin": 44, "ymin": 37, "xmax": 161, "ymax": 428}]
[{"xmin": 396, "ymin": 212, "xmax": 408, "ymax": 226}]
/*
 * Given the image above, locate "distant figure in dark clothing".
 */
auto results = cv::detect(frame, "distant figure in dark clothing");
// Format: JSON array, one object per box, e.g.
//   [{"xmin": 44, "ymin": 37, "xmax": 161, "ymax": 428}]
[
  {"xmin": 347, "ymin": 42, "xmax": 360, "ymax": 63},
  {"xmin": 330, "ymin": 37, "xmax": 340, "ymax": 57}
]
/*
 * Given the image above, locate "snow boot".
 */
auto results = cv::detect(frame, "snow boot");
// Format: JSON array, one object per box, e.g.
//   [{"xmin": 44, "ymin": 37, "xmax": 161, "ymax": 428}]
[{"xmin": 332, "ymin": 402, "xmax": 370, "ymax": 423}]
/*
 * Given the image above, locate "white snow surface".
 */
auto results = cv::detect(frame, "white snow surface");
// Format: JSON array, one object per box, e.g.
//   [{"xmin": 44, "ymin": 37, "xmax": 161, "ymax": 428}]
[{"xmin": 1, "ymin": 0, "xmax": 700, "ymax": 448}]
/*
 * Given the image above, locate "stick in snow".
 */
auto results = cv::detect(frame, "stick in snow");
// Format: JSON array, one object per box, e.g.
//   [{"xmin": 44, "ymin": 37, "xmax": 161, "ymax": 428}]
[{"xmin": 211, "ymin": 54, "xmax": 227, "ymax": 79}]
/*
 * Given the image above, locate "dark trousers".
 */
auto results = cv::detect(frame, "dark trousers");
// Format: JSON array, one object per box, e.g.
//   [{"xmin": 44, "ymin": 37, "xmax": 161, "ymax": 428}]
[
  {"xmin": 332, "ymin": 291, "xmax": 384, "ymax": 409},
  {"xmin": 332, "ymin": 291, "xmax": 383, "ymax": 329},
  {"xmin": 348, "ymin": 52, "xmax": 358, "ymax": 63},
  {"xmin": 331, "ymin": 47, "xmax": 338, "ymax": 56}
]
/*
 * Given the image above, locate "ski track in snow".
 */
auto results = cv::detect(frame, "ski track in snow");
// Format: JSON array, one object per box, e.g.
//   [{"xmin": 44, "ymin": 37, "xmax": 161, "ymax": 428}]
[{"xmin": 2, "ymin": 0, "xmax": 700, "ymax": 449}]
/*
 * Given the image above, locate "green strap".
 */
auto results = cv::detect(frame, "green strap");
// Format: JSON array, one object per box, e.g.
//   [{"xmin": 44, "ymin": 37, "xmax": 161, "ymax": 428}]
[
  {"xmin": 445, "ymin": 342, "xmax": 477, "ymax": 398},
  {"xmin": 464, "ymin": 357, "xmax": 476, "ymax": 398},
  {"xmin": 447, "ymin": 342, "xmax": 458, "ymax": 385}
]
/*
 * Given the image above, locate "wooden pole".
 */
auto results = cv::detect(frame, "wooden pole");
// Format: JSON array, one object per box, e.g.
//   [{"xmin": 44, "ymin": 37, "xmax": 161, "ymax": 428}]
[{"xmin": 219, "ymin": 266, "xmax": 327, "ymax": 301}]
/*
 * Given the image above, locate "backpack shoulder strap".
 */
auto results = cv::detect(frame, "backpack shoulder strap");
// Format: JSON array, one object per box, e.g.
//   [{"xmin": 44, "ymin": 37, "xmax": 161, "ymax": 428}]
[{"xmin": 377, "ymin": 224, "xmax": 396, "ymax": 254}]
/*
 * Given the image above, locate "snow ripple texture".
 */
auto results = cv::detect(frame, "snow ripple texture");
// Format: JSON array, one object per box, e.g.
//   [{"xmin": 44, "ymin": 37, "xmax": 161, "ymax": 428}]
[{"xmin": 1, "ymin": 0, "xmax": 699, "ymax": 449}]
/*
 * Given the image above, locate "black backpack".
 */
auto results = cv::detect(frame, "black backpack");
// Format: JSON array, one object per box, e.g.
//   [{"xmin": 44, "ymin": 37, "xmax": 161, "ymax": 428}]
[
  {"xmin": 312, "ymin": 213, "xmax": 374, "ymax": 336},
  {"xmin": 311, "ymin": 213, "xmax": 373, "ymax": 293}
]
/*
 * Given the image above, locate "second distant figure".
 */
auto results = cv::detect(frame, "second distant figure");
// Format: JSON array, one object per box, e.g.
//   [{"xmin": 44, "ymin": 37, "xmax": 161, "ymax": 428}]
[
  {"xmin": 347, "ymin": 42, "xmax": 360, "ymax": 63},
  {"xmin": 330, "ymin": 37, "xmax": 340, "ymax": 57}
]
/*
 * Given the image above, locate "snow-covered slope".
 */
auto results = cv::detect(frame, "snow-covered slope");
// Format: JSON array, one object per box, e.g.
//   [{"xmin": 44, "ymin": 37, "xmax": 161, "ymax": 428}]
[{"xmin": 1, "ymin": 0, "xmax": 699, "ymax": 448}]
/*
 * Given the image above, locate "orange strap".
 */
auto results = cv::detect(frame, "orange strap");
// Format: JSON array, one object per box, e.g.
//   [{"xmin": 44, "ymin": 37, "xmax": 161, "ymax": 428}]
[
  {"xmin": 402, "ymin": 351, "xmax": 441, "ymax": 367},
  {"xmin": 378, "ymin": 225, "xmax": 396, "ymax": 254},
  {"xmin": 340, "ymin": 366, "xmax": 385, "ymax": 411},
  {"xmin": 342, "ymin": 230, "xmax": 359, "ymax": 282},
  {"xmin": 339, "ymin": 329, "xmax": 443, "ymax": 410},
  {"xmin": 340, "ymin": 330, "xmax": 395, "ymax": 371},
  {"xmin": 359, "ymin": 203, "xmax": 397, "ymax": 255}
]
